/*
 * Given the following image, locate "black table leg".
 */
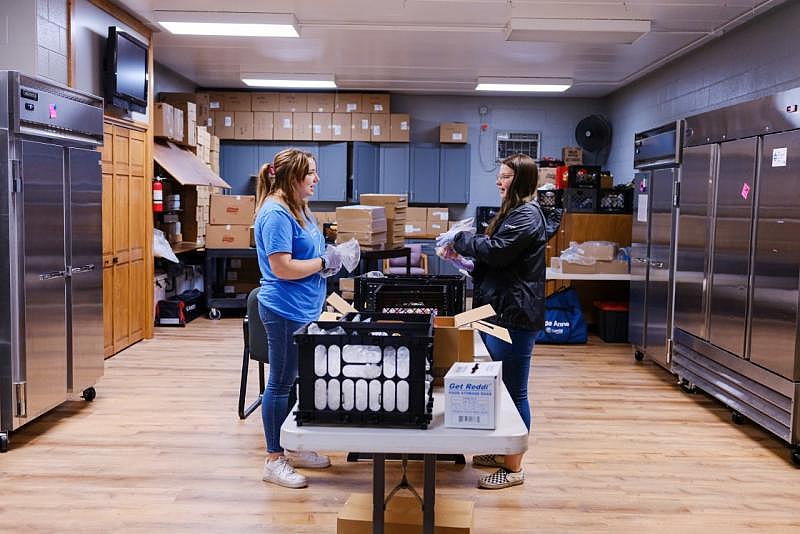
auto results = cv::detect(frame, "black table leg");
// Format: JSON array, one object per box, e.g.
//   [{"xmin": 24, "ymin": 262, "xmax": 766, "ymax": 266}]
[
  {"xmin": 423, "ymin": 453, "xmax": 436, "ymax": 534},
  {"xmin": 405, "ymin": 249, "xmax": 411, "ymax": 275},
  {"xmin": 373, "ymin": 453, "xmax": 385, "ymax": 534}
]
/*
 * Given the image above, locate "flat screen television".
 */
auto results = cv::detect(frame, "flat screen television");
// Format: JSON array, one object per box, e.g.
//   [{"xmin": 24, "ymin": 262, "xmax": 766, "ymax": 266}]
[{"xmin": 103, "ymin": 26, "xmax": 148, "ymax": 114}]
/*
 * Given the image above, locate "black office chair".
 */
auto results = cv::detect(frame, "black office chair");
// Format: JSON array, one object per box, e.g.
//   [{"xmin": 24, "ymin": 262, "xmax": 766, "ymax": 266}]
[{"xmin": 238, "ymin": 288, "xmax": 268, "ymax": 419}]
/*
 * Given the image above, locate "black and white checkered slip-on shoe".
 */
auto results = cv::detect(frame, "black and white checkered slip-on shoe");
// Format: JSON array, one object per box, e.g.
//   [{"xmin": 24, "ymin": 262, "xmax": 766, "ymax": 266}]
[
  {"xmin": 478, "ymin": 467, "xmax": 524, "ymax": 489},
  {"xmin": 472, "ymin": 454, "xmax": 505, "ymax": 468}
]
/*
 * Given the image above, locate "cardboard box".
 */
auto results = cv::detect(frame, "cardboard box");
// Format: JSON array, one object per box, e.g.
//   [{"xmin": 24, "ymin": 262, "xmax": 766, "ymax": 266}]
[
  {"xmin": 279, "ymin": 93, "xmax": 308, "ymax": 112},
  {"xmin": 211, "ymin": 135, "xmax": 219, "ymax": 151},
  {"xmin": 205, "ymin": 224, "xmax": 252, "ymax": 249},
  {"xmin": 445, "ymin": 361, "xmax": 502, "ymax": 429},
  {"xmin": 253, "ymin": 112, "xmax": 274, "ymax": 140},
  {"xmin": 160, "ymin": 92, "xmax": 209, "ymax": 127},
  {"xmin": 207, "ymin": 91, "xmax": 251, "ymax": 112},
  {"xmin": 275, "ymin": 112, "xmax": 293, "ymax": 140},
  {"xmin": 335, "ymin": 93, "xmax": 362, "ymax": 113},
  {"xmin": 251, "ymin": 92, "xmax": 280, "ymax": 112},
  {"xmin": 428, "ymin": 207, "xmax": 449, "ymax": 223},
  {"xmin": 428, "ymin": 220, "xmax": 447, "ymax": 236},
  {"xmin": 331, "ymin": 113, "xmax": 352, "ymax": 141},
  {"xmin": 213, "ymin": 111, "xmax": 235, "ymax": 139},
  {"xmin": 307, "ymin": 93, "xmax": 335, "ymax": 113},
  {"xmin": 293, "ymin": 112, "xmax": 313, "ymax": 140},
  {"xmin": 337, "ymin": 493, "xmax": 473, "ymax": 534},
  {"xmin": 594, "ymin": 259, "xmax": 629, "ymax": 274},
  {"xmin": 359, "ymin": 194, "xmax": 408, "ymax": 218},
  {"xmin": 404, "ymin": 221, "xmax": 426, "ymax": 237},
  {"xmin": 390, "ymin": 114, "xmax": 410, "ymax": 142},
  {"xmin": 578, "ymin": 241, "xmax": 618, "ymax": 261},
  {"xmin": 335, "ymin": 205, "xmax": 387, "ymax": 233},
  {"xmin": 312, "ymin": 113, "xmax": 333, "ymax": 141},
  {"xmin": 440, "ymin": 122, "xmax": 468, "ymax": 143},
  {"xmin": 172, "ymin": 107, "xmax": 184, "ymax": 143},
  {"xmin": 370, "ymin": 114, "xmax": 389, "ymax": 141},
  {"xmin": 562, "ymin": 146, "xmax": 583, "ymax": 166},
  {"xmin": 351, "ymin": 113, "xmax": 371, "ymax": 141},
  {"xmin": 154, "ymin": 102, "xmax": 174, "ymax": 139},
  {"xmin": 362, "ymin": 93, "xmax": 390, "ymax": 114},
  {"xmin": 560, "ymin": 260, "xmax": 596, "ymax": 274},
  {"xmin": 210, "ymin": 194, "xmax": 255, "ymax": 225},
  {"xmin": 339, "ymin": 277, "xmax": 355, "ymax": 293},
  {"xmin": 234, "ymin": 112, "xmax": 254, "ymax": 140}
]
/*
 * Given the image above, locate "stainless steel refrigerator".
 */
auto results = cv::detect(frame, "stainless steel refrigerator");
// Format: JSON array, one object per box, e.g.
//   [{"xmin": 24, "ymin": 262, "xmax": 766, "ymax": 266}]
[
  {"xmin": 671, "ymin": 86, "xmax": 800, "ymax": 464},
  {"xmin": 0, "ymin": 71, "xmax": 104, "ymax": 452},
  {"xmin": 629, "ymin": 122, "xmax": 681, "ymax": 370}
]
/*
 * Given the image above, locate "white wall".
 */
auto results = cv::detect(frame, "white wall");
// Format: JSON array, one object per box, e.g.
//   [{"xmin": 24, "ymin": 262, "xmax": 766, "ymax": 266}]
[{"xmin": 604, "ymin": 1, "xmax": 800, "ymax": 181}]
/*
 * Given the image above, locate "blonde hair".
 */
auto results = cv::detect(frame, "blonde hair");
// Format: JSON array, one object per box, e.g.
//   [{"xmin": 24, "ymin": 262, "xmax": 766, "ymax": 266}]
[{"xmin": 256, "ymin": 148, "xmax": 314, "ymax": 228}]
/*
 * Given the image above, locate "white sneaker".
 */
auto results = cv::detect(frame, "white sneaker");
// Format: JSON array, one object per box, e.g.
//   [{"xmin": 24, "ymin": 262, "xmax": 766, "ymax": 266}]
[
  {"xmin": 262, "ymin": 456, "xmax": 308, "ymax": 489},
  {"xmin": 285, "ymin": 449, "xmax": 331, "ymax": 469}
]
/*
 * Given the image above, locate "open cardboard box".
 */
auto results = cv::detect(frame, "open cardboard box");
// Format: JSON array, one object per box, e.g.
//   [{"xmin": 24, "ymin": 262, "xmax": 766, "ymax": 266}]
[
  {"xmin": 338, "ymin": 493, "xmax": 473, "ymax": 534},
  {"xmin": 433, "ymin": 304, "xmax": 510, "ymax": 385}
]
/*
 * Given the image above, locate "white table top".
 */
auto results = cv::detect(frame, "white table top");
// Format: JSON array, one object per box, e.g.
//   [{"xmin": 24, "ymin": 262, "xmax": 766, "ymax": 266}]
[
  {"xmin": 547, "ymin": 267, "xmax": 631, "ymax": 281},
  {"xmin": 281, "ymin": 386, "xmax": 529, "ymax": 455}
]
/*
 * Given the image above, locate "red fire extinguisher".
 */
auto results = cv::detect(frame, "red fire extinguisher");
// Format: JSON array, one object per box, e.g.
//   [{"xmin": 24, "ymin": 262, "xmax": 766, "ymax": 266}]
[{"xmin": 153, "ymin": 177, "xmax": 163, "ymax": 213}]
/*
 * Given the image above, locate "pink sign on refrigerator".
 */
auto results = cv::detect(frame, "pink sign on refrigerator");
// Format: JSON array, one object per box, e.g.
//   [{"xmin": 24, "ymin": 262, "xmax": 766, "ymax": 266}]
[{"xmin": 741, "ymin": 182, "xmax": 751, "ymax": 200}]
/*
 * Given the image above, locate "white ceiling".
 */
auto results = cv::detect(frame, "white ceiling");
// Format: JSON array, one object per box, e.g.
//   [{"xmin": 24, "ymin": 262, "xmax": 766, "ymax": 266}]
[{"xmin": 114, "ymin": 0, "xmax": 787, "ymax": 97}]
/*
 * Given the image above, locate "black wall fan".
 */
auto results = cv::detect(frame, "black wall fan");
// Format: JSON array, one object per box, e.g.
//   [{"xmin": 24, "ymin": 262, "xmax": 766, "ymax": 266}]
[{"xmin": 575, "ymin": 114, "xmax": 612, "ymax": 165}]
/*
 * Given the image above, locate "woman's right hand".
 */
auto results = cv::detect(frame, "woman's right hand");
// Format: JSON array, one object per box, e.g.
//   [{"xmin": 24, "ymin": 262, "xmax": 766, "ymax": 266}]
[{"xmin": 320, "ymin": 245, "xmax": 343, "ymax": 277}]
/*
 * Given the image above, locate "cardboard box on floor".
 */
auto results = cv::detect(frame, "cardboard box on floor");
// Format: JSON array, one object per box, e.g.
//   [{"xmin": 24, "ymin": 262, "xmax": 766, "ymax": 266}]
[
  {"xmin": 337, "ymin": 493, "xmax": 473, "ymax": 534},
  {"xmin": 432, "ymin": 304, "xmax": 511, "ymax": 385}
]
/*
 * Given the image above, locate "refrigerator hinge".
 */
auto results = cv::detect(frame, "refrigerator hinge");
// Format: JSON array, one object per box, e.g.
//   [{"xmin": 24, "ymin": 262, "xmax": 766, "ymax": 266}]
[
  {"xmin": 10, "ymin": 159, "xmax": 22, "ymax": 193},
  {"xmin": 14, "ymin": 382, "xmax": 27, "ymax": 418}
]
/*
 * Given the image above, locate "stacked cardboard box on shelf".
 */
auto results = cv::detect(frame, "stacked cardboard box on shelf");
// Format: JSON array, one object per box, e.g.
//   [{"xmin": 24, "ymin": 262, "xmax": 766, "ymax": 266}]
[
  {"xmin": 335, "ymin": 205, "xmax": 387, "ymax": 250},
  {"xmin": 210, "ymin": 135, "xmax": 220, "ymax": 174},
  {"xmin": 404, "ymin": 207, "xmax": 428, "ymax": 238},
  {"xmin": 180, "ymin": 185, "xmax": 211, "ymax": 246},
  {"xmin": 359, "ymin": 194, "xmax": 407, "ymax": 249},
  {"xmin": 205, "ymin": 194, "xmax": 256, "ymax": 249},
  {"xmin": 427, "ymin": 207, "xmax": 449, "ymax": 238}
]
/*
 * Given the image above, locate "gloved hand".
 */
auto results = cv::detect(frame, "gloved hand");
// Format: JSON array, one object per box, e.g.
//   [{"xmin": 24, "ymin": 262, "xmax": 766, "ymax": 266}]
[{"xmin": 319, "ymin": 245, "xmax": 343, "ymax": 278}]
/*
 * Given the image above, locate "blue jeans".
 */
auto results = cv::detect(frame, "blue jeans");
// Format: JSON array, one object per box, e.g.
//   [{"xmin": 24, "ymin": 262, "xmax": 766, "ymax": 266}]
[
  {"xmin": 259, "ymin": 304, "xmax": 305, "ymax": 453},
  {"xmin": 480, "ymin": 329, "xmax": 537, "ymax": 431}
]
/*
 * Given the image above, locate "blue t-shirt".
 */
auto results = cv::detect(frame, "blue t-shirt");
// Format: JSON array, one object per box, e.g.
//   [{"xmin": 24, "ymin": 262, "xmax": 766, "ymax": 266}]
[{"xmin": 254, "ymin": 199, "xmax": 325, "ymax": 323}]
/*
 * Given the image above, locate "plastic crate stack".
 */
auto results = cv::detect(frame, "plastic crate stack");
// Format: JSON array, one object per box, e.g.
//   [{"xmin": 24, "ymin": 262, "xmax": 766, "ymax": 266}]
[
  {"xmin": 353, "ymin": 274, "xmax": 466, "ymax": 316},
  {"xmin": 294, "ymin": 312, "xmax": 435, "ymax": 429}
]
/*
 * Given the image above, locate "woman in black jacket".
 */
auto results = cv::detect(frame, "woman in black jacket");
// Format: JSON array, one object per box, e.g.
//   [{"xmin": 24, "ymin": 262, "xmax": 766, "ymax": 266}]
[{"xmin": 451, "ymin": 153, "xmax": 559, "ymax": 489}]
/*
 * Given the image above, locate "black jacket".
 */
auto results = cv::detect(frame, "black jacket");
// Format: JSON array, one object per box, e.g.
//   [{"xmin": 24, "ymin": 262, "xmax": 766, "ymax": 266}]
[{"xmin": 453, "ymin": 202, "xmax": 561, "ymax": 332}]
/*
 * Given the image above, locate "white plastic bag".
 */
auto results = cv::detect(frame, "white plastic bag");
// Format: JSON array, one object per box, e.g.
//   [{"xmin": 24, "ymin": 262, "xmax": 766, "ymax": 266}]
[
  {"xmin": 435, "ymin": 217, "xmax": 476, "ymax": 247},
  {"xmin": 435, "ymin": 217, "xmax": 476, "ymax": 272},
  {"xmin": 335, "ymin": 238, "xmax": 361, "ymax": 273},
  {"xmin": 153, "ymin": 229, "xmax": 179, "ymax": 263},
  {"xmin": 560, "ymin": 241, "xmax": 596, "ymax": 266}
]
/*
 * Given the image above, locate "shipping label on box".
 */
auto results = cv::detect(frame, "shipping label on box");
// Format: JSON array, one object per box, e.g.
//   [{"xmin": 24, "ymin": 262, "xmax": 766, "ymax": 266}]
[
  {"xmin": 390, "ymin": 113, "xmax": 410, "ymax": 142},
  {"xmin": 427, "ymin": 207, "xmax": 449, "ymax": 222},
  {"xmin": 335, "ymin": 93, "xmax": 362, "ymax": 113},
  {"xmin": 440, "ymin": 122, "xmax": 468, "ymax": 143},
  {"xmin": 370, "ymin": 114, "xmax": 389, "ymax": 141},
  {"xmin": 210, "ymin": 194, "xmax": 255, "ymax": 225},
  {"xmin": 331, "ymin": 113, "xmax": 352, "ymax": 141},
  {"xmin": 445, "ymin": 361, "xmax": 502, "ymax": 429},
  {"xmin": 363, "ymin": 93, "xmax": 390, "ymax": 114},
  {"xmin": 351, "ymin": 113, "xmax": 371, "ymax": 141},
  {"xmin": 213, "ymin": 111, "xmax": 235, "ymax": 139},
  {"xmin": 251, "ymin": 92, "xmax": 280, "ymax": 111}
]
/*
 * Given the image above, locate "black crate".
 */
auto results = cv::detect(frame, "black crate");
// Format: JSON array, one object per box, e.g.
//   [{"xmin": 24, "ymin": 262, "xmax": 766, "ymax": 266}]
[
  {"xmin": 598, "ymin": 188, "xmax": 633, "ymax": 213},
  {"xmin": 354, "ymin": 274, "xmax": 466, "ymax": 316},
  {"xmin": 476, "ymin": 206, "xmax": 500, "ymax": 234},
  {"xmin": 567, "ymin": 165, "xmax": 602, "ymax": 189},
  {"xmin": 594, "ymin": 301, "xmax": 629, "ymax": 343},
  {"xmin": 564, "ymin": 188, "xmax": 598, "ymax": 213},
  {"xmin": 294, "ymin": 312, "xmax": 434, "ymax": 429},
  {"xmin": 537, "ymin": 188, "xmax": 563, "ymax": 210}
]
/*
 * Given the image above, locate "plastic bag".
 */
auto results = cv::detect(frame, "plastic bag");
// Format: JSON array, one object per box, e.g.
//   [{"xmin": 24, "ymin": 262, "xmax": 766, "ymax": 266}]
[
  {"xmin": 153, "ymin": 229, "xmax": 179, "ymax": 263},
  {"xmin": 435, "ymin": 217, "xmax": 476, "ymax": 247},
  {"xmin": 560, "ymin": 241, "xmax": 596, "ymax": 266},
  {"xmin": 434, "ymin": 217, "xmax": 476, "ymax": 272},
  {"xmin": 335, "ymin": 238, "xmax": 361, "ymax": 273}
]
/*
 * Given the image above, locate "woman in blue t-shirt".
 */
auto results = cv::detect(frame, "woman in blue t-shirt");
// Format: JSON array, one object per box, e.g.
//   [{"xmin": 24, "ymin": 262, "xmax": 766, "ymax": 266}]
[{"xmin": 254, "ymin": 148, "xmax": 342, "ymax": 489}]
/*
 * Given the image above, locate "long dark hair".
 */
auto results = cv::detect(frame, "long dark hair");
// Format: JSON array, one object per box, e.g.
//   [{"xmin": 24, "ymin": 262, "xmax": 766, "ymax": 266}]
[
  {"xmin": 255, "ymin": 148, "xmax": 313, "ymax": 228},
  {"xmin": 485, "ymin": 153, "xmax": 538, "ymax": 236}
]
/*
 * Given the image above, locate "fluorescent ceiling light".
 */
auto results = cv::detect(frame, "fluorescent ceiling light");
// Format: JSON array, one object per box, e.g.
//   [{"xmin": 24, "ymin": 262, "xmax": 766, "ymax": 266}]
[
  {"xmin": 475, "ymin": 77, "xmax": 571, "ymax": 93},
  {"xmin": 505, "ymin": 18, "xmax": 650, "ymax": 44},
  {"xmin": 155, "ymin": 11, "xmax": 298, "ymax": 37},
  {"xmin": 241, "ymin": 74, "xmax": 337, "ymax": 89}
]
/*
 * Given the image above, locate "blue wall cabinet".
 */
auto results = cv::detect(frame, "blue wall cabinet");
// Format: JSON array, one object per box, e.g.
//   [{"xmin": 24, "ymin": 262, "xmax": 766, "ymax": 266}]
[
  {"xmin": 410, "ymin": 143, "xmax": 440, "ymax": 203},
  {"xmin": 352, "ymin": 141, "xmax": 379, "ymax": 201},
  {"xmin": 316, "ymin": 142, "xmax": 347, "ymax": 201},
  {"xmin": 220, "ymin": 143, "xmax": 259, "ymax": 195},
  {"xmin": 439, "ymin": 144, "xmax": 470, "ymax": 204},
  {"xmin": 379, "ymin": 143, "xmax": 410, "ymax": 195}
]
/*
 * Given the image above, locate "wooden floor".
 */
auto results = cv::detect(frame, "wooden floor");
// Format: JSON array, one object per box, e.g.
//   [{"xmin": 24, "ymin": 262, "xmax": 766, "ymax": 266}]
[{"xmin": 2, "ymin": 318, "xmax": 799, "ymax": 532}]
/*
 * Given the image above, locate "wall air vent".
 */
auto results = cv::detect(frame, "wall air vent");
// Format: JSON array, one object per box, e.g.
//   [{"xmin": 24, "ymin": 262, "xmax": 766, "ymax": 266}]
[{"xmin": 495, "ymin": 131, "xmax": 540, "ymax": 162}]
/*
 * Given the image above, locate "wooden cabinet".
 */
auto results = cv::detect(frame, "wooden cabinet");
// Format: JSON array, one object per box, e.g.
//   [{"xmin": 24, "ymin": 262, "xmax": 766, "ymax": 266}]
[{"xmin": 101, "ymin": 119, "xmax": 151, "ymax": 357}]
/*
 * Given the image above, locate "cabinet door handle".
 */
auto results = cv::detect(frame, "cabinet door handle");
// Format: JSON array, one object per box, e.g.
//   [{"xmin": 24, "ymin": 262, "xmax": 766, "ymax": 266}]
[{"xmin": 112, "ymin": 257, "xmax": 119, "ymax": 264}]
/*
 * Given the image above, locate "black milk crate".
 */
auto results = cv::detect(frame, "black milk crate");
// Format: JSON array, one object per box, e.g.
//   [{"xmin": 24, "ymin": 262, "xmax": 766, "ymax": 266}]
[
  {"xmin": 567, "ymin": 165, "xmax": 602, "ymax": 189},
  {"xmin": 294, "ymin": 312, "xmax": 434, "ymax": 429},
  {"xmin": 598, "ymin": 188, "xmax": 633, "ymax": 213},
  {"xmin": 564, "ymin": 188, "xmax": 598, "ymax": 213},
  {"xmin": 353, "ymin": 274, "xmax": 466, "ymax": 316},
  {"xmin": 537, "ymin": 188, "xmax": 564, "ymax": 210}
]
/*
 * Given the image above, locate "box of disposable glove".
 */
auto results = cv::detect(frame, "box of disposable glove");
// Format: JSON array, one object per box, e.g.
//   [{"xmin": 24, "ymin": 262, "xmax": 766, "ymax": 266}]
[{"xmin": 444, "ymin": 361, "xmax": 502, "ymax": 430}]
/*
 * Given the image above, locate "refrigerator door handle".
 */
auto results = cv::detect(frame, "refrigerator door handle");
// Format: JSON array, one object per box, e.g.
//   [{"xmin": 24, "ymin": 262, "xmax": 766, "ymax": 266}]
[
  {"xmin": 39, "ymin": 270, "xmax": 67, "ymax": 280},
  {"xmin": 71, "ymin": 264, "xmax": 96, "ymax": 275}
]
